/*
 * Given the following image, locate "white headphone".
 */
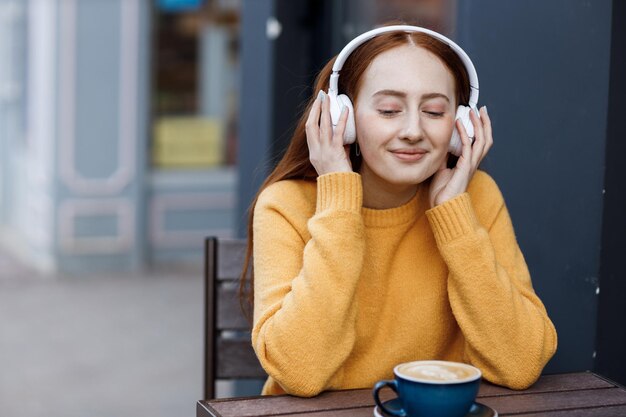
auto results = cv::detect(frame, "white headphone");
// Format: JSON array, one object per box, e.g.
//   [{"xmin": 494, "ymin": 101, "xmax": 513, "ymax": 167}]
[{"xmin": 328, "ymin": 25, "xmax": 480, "ymax": 156}]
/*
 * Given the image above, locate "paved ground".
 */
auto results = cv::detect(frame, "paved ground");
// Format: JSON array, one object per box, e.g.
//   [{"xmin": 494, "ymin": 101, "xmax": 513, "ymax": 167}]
[{"xmin": 0, "ymin": 249, "xmax": 207, "ymax": 417}]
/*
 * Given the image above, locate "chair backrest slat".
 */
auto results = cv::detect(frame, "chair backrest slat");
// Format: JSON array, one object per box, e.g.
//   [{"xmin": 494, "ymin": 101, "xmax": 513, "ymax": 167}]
[
  {"xmin": 217, "ymin": 285, "xmax": 250, "ymax": 330},
  {"xmin": 204, "ymin": 237, "xmax": 266, "ymax": 400},
  {"xmin": 217, "ymin": 338, "xmax": 267, "ymax": 378},
  {"xmin": 217, "ymin": 240, "xmax": 249, "ymax": 280}
]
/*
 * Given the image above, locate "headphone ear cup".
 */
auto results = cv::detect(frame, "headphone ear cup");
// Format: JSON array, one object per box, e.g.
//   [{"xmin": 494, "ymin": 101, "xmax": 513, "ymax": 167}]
[
  {"xmin": 449, "ymin": 105, "xmax": 476, "ymax": 156},
  {"xmin": 327, "ymin": 91, "xmax": 356, "ymax": 144},
  {"xmin": 337, "ymin": 94, "xmax": 356, "ymax": 144}
]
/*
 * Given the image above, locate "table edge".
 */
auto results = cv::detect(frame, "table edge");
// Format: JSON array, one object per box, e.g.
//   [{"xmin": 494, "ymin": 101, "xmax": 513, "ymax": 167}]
[
  {"xmin": 195, "ymin": 372, "xmax": 626, "ymax": 414},
  {"xmin": 591, "ymin": 371, "xmax": 626, "ymax": 390},
  {"xmin": 197, "ymin": 400, "xmax": 221, "ymax": 417}
]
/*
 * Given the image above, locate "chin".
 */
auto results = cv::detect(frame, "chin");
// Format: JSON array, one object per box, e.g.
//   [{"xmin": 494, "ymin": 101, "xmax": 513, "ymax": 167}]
[
  {"xmin": 394, "ymin": 167, "xmax": 435, "ymax": 183},
  {"xmin": 384, "ymin": 163, "xmax": 439, "ymax": 185},
  {"xmin": 385, "ymin": 174, "xmax": 430, "ymax": 187}
]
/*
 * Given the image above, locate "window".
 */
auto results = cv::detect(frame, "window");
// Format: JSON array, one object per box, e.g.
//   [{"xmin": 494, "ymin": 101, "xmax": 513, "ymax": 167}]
[{"xmin": 151, "ymin": 0, "xmax": 240, "ymax": 169}]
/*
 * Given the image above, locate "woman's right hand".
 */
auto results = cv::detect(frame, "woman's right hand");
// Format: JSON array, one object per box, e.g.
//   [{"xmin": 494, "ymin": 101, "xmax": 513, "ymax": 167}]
[{"xmin": 305, "ymin": 90, "xmax": 353, "ymax": 175}]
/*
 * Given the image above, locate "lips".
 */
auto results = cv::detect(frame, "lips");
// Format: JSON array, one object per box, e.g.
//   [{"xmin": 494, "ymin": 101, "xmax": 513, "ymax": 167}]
[{"xmin": 390, "ymin": 148, "xmax": 427, "ymax": 162}]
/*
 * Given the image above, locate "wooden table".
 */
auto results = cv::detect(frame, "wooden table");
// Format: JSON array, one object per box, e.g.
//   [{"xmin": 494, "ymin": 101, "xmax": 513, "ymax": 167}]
[{"xmin": 197, "ymin": 372, "xmax": 626, "ymax": 416}]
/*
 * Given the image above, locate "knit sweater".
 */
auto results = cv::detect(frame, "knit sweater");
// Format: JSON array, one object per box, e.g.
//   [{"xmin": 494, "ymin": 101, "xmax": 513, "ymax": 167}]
[{"xmin": 251, "ymin": 170, "xmax": 557, "ymax": 397}]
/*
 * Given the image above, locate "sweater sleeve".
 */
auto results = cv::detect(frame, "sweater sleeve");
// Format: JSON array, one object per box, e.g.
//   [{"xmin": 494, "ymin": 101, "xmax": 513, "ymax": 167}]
[
  {"xmin": 425, "ymin": 172, "xmax": 557, "ymax": 389},
  {"xmin": 251, "ymin": 172, "xmax": 365, "ymax": 397}
]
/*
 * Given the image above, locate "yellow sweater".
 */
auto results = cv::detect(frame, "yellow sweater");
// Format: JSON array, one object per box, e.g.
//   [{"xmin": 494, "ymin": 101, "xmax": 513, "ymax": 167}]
[{"xmin": 251, "ymin": 171, "xmax": 557, "ymax": 397}]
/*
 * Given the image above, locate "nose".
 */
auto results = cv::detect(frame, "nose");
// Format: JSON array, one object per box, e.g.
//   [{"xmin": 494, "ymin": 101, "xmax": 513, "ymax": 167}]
[{"xmin": 401, "ymin": 111, "xmax": 422, "ymax": 143}]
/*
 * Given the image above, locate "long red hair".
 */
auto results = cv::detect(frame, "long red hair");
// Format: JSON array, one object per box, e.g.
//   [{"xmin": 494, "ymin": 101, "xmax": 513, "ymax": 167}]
[{"xmin": 239, "ymin": 28, "xmax": 471, "ymax": 317}]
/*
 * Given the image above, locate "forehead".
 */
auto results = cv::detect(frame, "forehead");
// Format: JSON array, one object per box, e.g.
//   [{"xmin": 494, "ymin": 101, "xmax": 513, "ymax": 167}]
[{"xmin": 359, "ymin": 45, "xmax": 455, "ymax": 97}]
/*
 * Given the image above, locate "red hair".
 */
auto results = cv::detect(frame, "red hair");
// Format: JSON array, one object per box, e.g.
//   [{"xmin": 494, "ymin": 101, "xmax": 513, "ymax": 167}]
[{"xmin": 239, "ymin": 28, "xmax": 471, "ymax": 316}]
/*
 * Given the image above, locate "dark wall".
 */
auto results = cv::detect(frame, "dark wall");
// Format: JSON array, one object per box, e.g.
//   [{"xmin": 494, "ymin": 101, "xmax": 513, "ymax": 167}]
[
  {"xmin": 596, "ymin": 0, "xmax": 626, "ymax": 385},
  {"xmin": 237, "ymin": 0, "xmax": 275, "ymax": 237},
  {"xmin": 270, "ymin": 0, "xmax": 335, "ymax": 162},
  {"xmin": 455, "ymin": 0, "xmax": 613, "ymax": 374},
  {"xmin": 237, "ymin": 0, "xmax": 336, "ymax": 237}
]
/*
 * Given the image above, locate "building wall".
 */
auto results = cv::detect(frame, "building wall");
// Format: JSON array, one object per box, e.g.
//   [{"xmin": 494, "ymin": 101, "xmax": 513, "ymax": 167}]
[
  {"xmin": 455, "ymin": 0, "xmax": 612, "ymax": 373},
  {"xmin": 596, "ymin": 0, "xmax": 626, "ymax": 387},
  {"xmin": 0, "ymin": 0, "xmax": 52, "ymax": 268},
  {"xmin": 54, "ymin": 0, "xmax": 147, "ymax": 271}
]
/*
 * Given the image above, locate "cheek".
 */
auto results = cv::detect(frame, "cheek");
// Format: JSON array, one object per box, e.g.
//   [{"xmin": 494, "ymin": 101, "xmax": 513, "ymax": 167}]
[
  {"xmin": 431, "ymin": 150, "xmax": 449, "ymax": 170},
  {"xmin": 357, "ymin": 138, "xmax": 383, "ymax": 165},
  {"xmin": 354, "ymin": 114, "xmax": 377, "ymax": 150},
  {"xmin": 355, "ymin": 127, "xmax": 388, "ymax": 164},
  {"xmin": 426, "ymin": 119, "xmax": 456, "ymax": 149},
  {"xmin": 354, "ymin": 110, "xmax": 374, "ymax": 138},
  {"xmin": 355, "ymin": 111, "xmax": 395, "ymax": 144}
]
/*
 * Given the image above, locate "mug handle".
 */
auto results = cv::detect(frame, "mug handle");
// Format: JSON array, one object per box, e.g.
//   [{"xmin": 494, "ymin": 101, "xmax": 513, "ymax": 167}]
[{"xmin": 372, "ymin": 380, "xmax": 406, "ymax": 417}]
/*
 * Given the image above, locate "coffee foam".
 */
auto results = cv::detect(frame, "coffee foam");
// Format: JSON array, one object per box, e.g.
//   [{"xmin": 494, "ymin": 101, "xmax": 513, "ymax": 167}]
[{"xmin": 397, "ymin": 361, "xmax": 480, "ymax": 383}]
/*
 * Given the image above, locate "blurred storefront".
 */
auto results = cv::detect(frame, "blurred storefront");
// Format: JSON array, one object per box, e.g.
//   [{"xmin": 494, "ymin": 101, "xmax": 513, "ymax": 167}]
[
  {"xmin": 149, "ymin": 0, "xmax": 240, "ymax": 264},
  {"xmin": 0, "ymin": 0, "xmax": 241, "ymax": 272}
]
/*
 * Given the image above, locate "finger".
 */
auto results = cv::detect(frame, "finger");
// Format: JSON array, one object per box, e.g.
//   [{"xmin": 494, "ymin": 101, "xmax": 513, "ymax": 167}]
[
  {"xmin": 343, "ymin": 144, "xmax": 352, "ymax": 161},
  {"xmin": 456, "ymin": 119, "xmax": 472, "ymax": 170},
  {"xmin": 332, "ymin": 104, "xmax": 349, "ymax": 146},
  {"xmin": 480, "ymin": 106, "xmax": 493, "ymax": 152},
  {"xmin": 319, "ymin": 91, "xmax": 332, "ymax": 143},
  {"xmin": 474, "ymin": 107, "xmax": 492, "ymax": 167},
  {"xmin": 479, "ymin": 107, "xmax": 492, "ymax": 166},
  {"xmin": 469, "ymin": 109, "xmax": 485, "ymax": 167},
  {"xmin": 305, "ymin": 91, "xmax": 323, "ymax": 146}
]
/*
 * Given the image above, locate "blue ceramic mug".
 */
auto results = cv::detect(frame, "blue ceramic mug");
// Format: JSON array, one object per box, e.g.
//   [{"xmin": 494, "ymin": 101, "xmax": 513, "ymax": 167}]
[{"xmin": 373, "ymin": 360, "xmax": 481, "ymax": 417}]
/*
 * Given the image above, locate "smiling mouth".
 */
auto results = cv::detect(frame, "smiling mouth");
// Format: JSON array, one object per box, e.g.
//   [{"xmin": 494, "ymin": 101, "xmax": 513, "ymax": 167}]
[{"xmin": 390, "ymin": 150, "xmax": 427, "ymax": 162}]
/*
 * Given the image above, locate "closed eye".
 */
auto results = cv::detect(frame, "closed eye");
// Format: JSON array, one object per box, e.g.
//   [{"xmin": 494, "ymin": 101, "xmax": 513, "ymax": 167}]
[
  {"xmin": 423, "ymin": 111, "xmax": 444, "ymax": 117},
  {"xmin": 378, "ymin": 109, "xmax": 401, "ymax": 116}
]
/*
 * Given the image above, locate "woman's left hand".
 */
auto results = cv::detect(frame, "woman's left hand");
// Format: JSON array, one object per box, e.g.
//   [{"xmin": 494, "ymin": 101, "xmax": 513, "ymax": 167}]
[{"xmin": 429, "ymin": 106, "xmax": 492, "ymax": 208}]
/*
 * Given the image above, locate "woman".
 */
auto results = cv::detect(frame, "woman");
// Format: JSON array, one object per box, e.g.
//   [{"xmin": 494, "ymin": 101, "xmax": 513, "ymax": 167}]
[{"xmin": 241, "ymin": 25, "xmax": 557, "ymax": 397}]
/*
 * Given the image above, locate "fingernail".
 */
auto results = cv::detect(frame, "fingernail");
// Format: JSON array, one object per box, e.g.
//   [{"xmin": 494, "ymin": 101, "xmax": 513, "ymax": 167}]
[
  {"xmin": 317, "ymin": 90, "xmax": 325, "ymax": 102},
  {"xmin": 340, "ymin": 104, "xmax": 347, "ymax": 115},
  {"xmin": 483, "ymin": 106, "xmax": 488, "ymax": 115}
]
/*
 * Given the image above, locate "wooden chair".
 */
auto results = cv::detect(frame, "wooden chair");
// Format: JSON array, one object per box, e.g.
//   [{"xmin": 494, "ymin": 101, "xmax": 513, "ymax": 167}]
[{"xmin": 204, "ymin": 237, "xmax": 266, "ymax": 400}]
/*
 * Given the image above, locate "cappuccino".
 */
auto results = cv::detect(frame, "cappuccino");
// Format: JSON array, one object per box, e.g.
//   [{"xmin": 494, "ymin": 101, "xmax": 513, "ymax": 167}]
[
  {"xmin": 397, "ymin": 361, "xmax": 480, "ymax": 383},
  {"xmin": 374, "ymin": 360, "xmax": 482, "ymax": 417}
]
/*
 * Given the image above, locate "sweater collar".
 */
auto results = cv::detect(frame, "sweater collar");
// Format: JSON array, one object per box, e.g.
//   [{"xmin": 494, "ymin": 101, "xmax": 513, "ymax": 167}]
[{"xmin": 361, "ymin": 183, "xmax": 428, "ymax": 227}]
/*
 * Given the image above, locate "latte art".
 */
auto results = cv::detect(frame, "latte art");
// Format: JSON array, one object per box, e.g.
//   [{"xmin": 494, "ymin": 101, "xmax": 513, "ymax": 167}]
[
  {"xmin": 398, "ymin": 362, "xmax": 479, "ymax": 382},
  {"xmin": 377, "ymin": 360, "xmax": 481, "ymax": 417}
]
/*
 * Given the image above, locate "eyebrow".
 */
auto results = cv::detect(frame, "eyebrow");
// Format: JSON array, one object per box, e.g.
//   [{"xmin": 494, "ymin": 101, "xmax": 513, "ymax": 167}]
[{"xmin": 372, "ymin": 89, "xmax": 450, "ymax": 103}]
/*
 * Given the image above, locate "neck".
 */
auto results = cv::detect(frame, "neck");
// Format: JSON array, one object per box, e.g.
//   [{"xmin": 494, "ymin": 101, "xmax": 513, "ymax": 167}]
[{"xmin": 360, "ymin": 171, "xmax": 420, "ymax": 210}]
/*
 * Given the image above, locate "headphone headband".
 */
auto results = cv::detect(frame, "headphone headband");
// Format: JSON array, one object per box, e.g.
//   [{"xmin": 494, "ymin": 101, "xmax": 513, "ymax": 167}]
[{"xmin": 329, "ymin": 25, "xmax": 479, "ymax": 107}]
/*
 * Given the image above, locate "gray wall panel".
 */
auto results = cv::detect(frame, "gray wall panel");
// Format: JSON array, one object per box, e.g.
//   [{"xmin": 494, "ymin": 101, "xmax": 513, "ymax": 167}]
[
  {"xmin": 237, "ymin": 0, "xmax": 275, "ymax": 237},
  {"xmin": 74, "ymin": 0, "xmax": 121, "ymax": 178}
]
